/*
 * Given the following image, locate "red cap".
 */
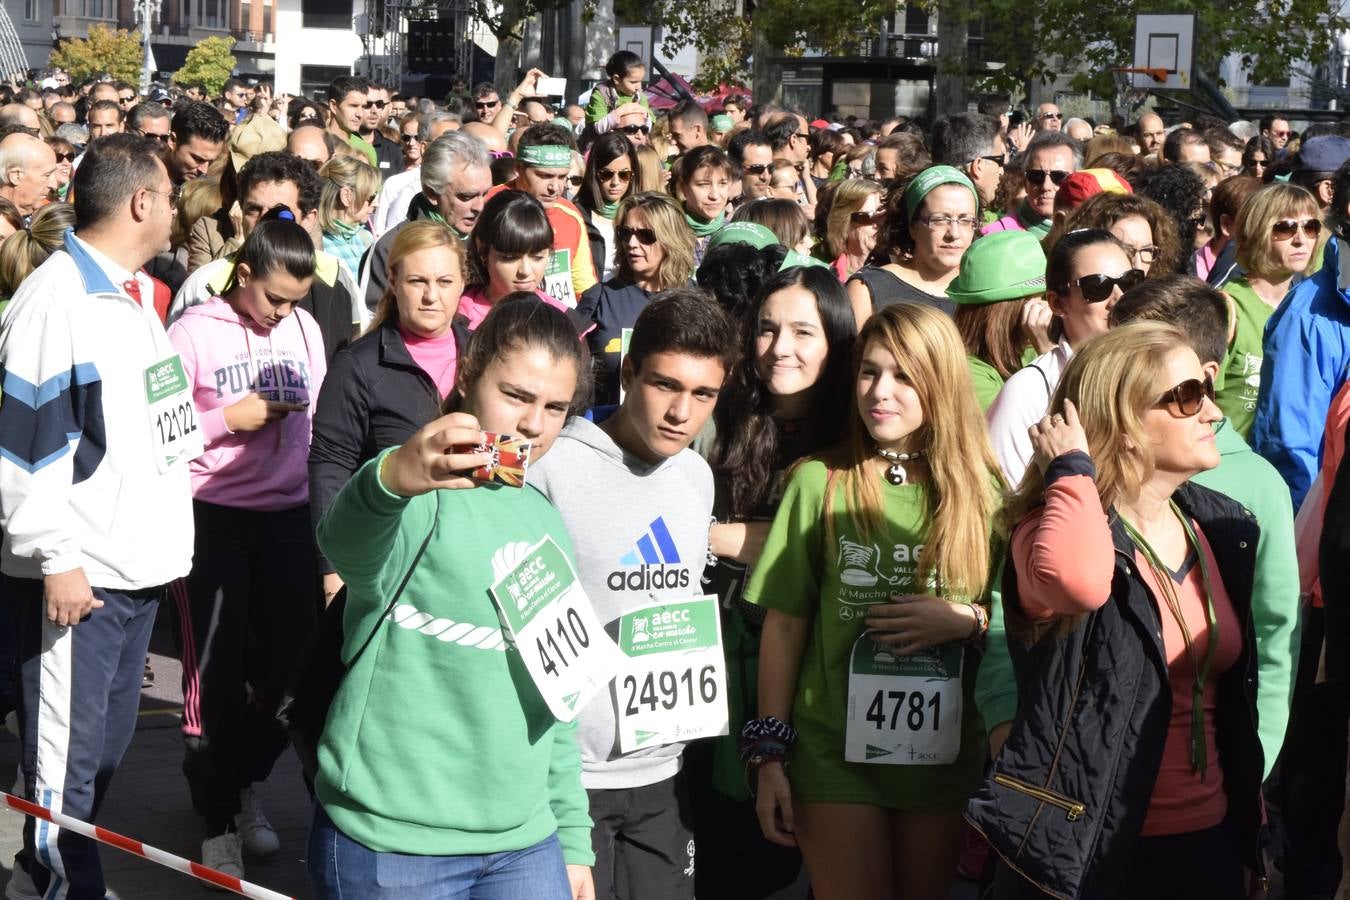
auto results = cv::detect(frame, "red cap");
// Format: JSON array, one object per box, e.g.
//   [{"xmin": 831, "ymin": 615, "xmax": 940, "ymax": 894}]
[
  {"xmin": 1054, "ymin": 168, "xmax": 1132, "ymax": 212},
  {"xmin": 809, "ymin": 119, "xmax": 829, "ymax": 130}
]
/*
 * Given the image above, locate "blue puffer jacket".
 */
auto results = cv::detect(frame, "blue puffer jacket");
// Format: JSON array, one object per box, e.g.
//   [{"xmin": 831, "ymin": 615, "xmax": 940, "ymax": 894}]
[{"xmin": 1251, "ymin": 233, "xmax": 1350, "ymax": 509}]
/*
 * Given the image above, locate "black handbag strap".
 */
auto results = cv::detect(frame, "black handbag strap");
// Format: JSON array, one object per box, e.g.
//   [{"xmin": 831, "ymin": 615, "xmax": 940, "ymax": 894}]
[{"xmin": 345, "ymin": 491, "xmax": 441, "ymax": 668}]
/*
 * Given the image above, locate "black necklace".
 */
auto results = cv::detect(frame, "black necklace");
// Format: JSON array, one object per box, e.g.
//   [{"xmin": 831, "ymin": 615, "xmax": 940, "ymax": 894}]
[{"xmin": 876, "ymin": 448, "xmax": 924, "ymax": 485}]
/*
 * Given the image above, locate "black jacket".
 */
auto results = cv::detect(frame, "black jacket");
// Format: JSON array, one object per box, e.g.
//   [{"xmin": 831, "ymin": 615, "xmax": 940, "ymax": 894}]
[
  {"xmin": 361, "ymin": 192, "xmax": 438, "ymax": 312},
  {"xmin": 308, "ymin": 319, "xmax": 468, "ymax": 542},
  {"xmin": 966, "ymin": 456, "xmax": 1264, "ymax": 900},
  {"xmin": 368, "ymin": 131, "xmax": 405, "ymax": 178}
]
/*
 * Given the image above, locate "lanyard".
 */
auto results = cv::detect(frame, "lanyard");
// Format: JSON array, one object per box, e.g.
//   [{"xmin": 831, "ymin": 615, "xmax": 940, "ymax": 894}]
[{"xmin": 1120, "ymin": 501, "xmax": 1219, "ymax": 781}]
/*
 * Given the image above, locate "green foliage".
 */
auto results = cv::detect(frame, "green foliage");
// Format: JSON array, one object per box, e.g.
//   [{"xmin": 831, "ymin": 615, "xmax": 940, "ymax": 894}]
[
  {"xmin": 172, "ymin": 36, "xmax": 237, "ymax": 95},
  {"xmin": 49, "ymin": 25, "xmax": 143, "ymax": 85}
]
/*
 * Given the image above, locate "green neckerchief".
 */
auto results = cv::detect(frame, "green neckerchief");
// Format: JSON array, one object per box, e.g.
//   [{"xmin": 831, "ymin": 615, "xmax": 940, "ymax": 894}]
[
  {"xmin": 329, "ymin": 218, "xmax": 362, "ymax": 240},
  {"xmin": 426, "ymin": 210, "xmax": 446, "ymax": 225},
  {"xmin": 684, "ymin": 209, "xmax": 726, "ymax": 238},
  {"xmin": 598, "ymin": 200, "xmax": 620, "ymax": 220}
]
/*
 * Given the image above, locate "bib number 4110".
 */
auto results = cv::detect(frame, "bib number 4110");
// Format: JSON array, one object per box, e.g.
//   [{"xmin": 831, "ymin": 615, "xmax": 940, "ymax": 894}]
[{"xmin": 537, "ymin": 607, "xmax": 590, "ymax": 677}]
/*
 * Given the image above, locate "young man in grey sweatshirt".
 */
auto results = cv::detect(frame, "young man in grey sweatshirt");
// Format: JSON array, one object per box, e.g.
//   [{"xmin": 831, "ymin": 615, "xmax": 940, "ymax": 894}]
[{"xmin": 530, "ymin": 289, "xmax": 739, "ymax": 900}]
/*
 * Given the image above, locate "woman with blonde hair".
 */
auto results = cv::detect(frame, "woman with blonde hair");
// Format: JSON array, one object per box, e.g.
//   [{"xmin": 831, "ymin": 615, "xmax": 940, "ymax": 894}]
[
  {"xmin": 1217, "ymin": 181, "xmax": 1321, "ymax": 437},
  {"xmin": 633, "ymin": 143, "xmax": 667, "ymax": 192},
  {"xmin": 825, "ymin": 178, "xmax": 884, "ymax": 281},
  {"xmin": 969, "ymin": 322, "xmax": 1263, "ymax": 900},
  {"xmin": 0, "ymin": 201, "xmax": 76, "ymax": 300},
  {"xmin": 309, "ymin": 220, "xmax": 468, "ymax": 603},
  {"xmin": 576, "ymin": 191, "xmax": 695, "ymax": 403},
  {"xmin": 317, "ymin": 154, "xmax": 381, "ymax": 280},
  {"xmin": 746, "ymin": 301, "xmax": 1001, "ymax": 900}
]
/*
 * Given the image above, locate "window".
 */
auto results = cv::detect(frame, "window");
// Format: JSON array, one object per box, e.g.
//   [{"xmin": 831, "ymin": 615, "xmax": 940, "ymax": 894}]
[
  {"xmin": 23, "ymin": 0, "xmax": 39, "ymax": 23},
  {"xmin": 64, "ymin": 0, "xmax": 113, "ymax": 18},
  {"xmin": 240, "ymin": 0, "xmax": 250, "ymax": 33},
  {"xmin": 301, "ymin": 0, "xmax": 348, "ymax": 29},
  {"xmin": 193, "ymin": 0, "xmax": 227, "ymax": 30},
  {"xmin": 301, "ymin": 64, "xmax": 350, "ymax": 96},
  {"xmin": 262, "ymin": 0, "xmax": 271, "ymax": 36}
]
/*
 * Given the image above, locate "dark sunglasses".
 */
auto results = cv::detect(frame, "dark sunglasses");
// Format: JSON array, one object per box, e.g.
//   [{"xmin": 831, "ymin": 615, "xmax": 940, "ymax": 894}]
[
  {"xmin": 744, "ymin": 163, "xmax": 772, "ymax": 176},
  {"xmin": 1154, "ymin": 375, "xmax": 1215, "ymax": 418},
  {"xmin": 400, "ymin": 133, "xmax": 420, "ymax": 143},
  {"xmin": 567, "ymin": 175, "xmax": 584, "ymax": 187},
  {"xmin": 474, "ymin": 99, "xmax": 500, "ymax": 109},
  {"xmin": 54, "ymin": 152, "xmax": 75, "ymax": 162},
  {"xmin": 362, "ymin": 100, "xmax": 386, "ymax": 109},
  {"xmin": 118, "ymin": 94, "xmax": 135, "ymax": 103},
  {"xmin": 1058, "ymin": 268, "xmax": 1145, "ymax": 302},
  {"xmin": 850, "ymin": 210, "xmax": 884, "ymax": 225},
  {"xmin": 618, "ymin": 124, "xmax": 650, "ymax": 136},
  {"xmin": 977, "ymin": 153, "xmax": 1007, "ymax": 167},
  {"xmin": 598, "ymin": 167, "xmax": 633, "ymax": 182},
  {"xmin": 617, "ymin": 226, "xmax": 657, "ymax": 245},
  {"xmin": 138, "ymin": 130, "xmax": 170, "ymax": 143},
  {"xmin": 1039, "ymin": 112, "xmax": 1063, "ymax": 120},
  {"xmin": 1271, "ymin": 218, "xmax": 1322, "ymax": 241},
  {"xmin": 1026, "ymin": 169, "xmax": 1070, "ymax": 186}
]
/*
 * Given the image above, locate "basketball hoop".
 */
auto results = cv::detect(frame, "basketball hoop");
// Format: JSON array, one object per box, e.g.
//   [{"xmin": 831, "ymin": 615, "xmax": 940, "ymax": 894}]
[
  {"xmin": 1111, "ymin": 67, "xmax": 1154, "ymax": 117},
  {"xmin": 1113, "ymin": 66, "xmax": 1170, "ymax": 84}
]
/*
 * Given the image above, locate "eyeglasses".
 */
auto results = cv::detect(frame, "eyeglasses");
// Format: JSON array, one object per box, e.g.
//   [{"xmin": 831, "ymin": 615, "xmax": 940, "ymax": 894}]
[
  {"xmin": 145, "ymin": 185, "xmax": 181, "ymax": 206},
  {"xmin": 917, "ymin": 213, "xmax": 979, "ymax": 230},
  {"xmin": 1153, "ymin": 375, "xmax": 1215, "ymax": 418},
  {"xmin": 976, "ymin": 153, "xmax": 1007, "ymax": 168},
  {"xmin": 54, "ymin": 152, "xmax": 75, "ymax": 162},
  {"xmin": 1058, "ymin": 269, "xmax": 1145, "ymax": 302},
  {"xmin": 618, "ymin": 124, "xmax": 650, "ymax": 136},
  {"xmin": 401, "ymin": 133, "xmax": 420, "ymax": 143},
  {"xmin": 362, "ymin": 100, "xmax": 386, "ymax": 109},
  {"xmin": 598, "ymin": 167, "xmax": 633, "ymax": 183},
  {"xmin": 1271, "ymin": 130, "xmax": 1291, "ymax": 138},
  {"xmin": 1039, "ymin": 112, "xmax": 1062, "ymax": 120},
  {"xmin": 617, "ymin": 226, "xmax": 657, "ymax": 245},
  {"xmin": 137, "ymin": 130, "xmax": 170, "ymax": 143},
  {"xmin": 474, "ymin": 99, "xmax": 500, "ymax": 109},
  {"xmin": 744, "ymin": 163, "xmax": 772, "ymax": 176},
  {"xmin": 1120, "ymin": 243, "xmax": 1159, "ymax": 265},
  {"xmin": 795, "ymin": 131, "xmax": 809, "ymax": 139},
  {"xmin": 850, "ymin": 210, "xmax": 884, "ymax": 225},
  {"xmin": 118, "ymin": 94, "xmax": 135, "ymax": 103},
  {"xmin": 567, "ymin": 175, "xmax": 584, "ymax": 187},
  {"xmin": 1026, "ymin": 169, "xmax": 1071, "ymax": 186},
  {"xmin": 1271, "ymin": 217, "xmax": 1322, "ymax": 241}
]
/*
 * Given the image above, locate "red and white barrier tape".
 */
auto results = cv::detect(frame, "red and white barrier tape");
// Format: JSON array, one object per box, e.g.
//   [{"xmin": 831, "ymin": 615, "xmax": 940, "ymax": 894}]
[{"xmin": 0, "ymin": 791, "xmax": 295, "ymax": 899}]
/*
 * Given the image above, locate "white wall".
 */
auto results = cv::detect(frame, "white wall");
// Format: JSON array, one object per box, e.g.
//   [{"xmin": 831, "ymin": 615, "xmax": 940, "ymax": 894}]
[{"xmin": 272, "ymin": 0, "xmax": 365, "ymax": 95}]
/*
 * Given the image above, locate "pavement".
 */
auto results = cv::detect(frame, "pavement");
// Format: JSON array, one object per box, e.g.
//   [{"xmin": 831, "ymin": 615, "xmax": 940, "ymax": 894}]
[{"xmin": 0, "ymin": 613, "xmax": 982, "ymax": 900}]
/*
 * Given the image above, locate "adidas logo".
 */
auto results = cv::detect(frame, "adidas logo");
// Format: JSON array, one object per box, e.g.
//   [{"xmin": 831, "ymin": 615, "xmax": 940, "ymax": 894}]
[{"xmin": 608, "ymin": 517, "xmax": 691, "ymax": 591}]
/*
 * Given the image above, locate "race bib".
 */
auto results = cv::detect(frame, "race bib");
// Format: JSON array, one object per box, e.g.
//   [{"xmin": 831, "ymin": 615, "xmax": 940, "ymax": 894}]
[
  {"xmin": 489, "ymin": 536, "xmax": 623, "ymax": 722},
  {"xmin": 145, "ymin": 355, "xmax": 204, "ymax": 473},
  {"xmin": 613, "ymin": 596, "xmax": 729, "ymax": 753},
  {"xmin": 542, "ymin": 249, "xmax": 577, "ymax": 309},
  {"xmin": 845, "ymin": 632, "xmax": 962, "ymax": 765}
]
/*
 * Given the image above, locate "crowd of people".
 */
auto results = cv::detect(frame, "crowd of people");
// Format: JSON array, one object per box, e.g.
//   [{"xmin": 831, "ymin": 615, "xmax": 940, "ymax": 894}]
[{"xmin": 0, "ymin": 54, "xmax": 1346, "ymax": 900}]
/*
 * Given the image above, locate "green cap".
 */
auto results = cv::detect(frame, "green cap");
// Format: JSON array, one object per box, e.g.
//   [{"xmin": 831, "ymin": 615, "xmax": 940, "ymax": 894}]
[
  {"xmin": 946, "ymin": 230, "xmax": 1047, "ymax": 305},
  {"xmin": 780, "ymin": 249, "xmax": 830, "ymax": 272},
  {"xmin": 705, "ymin": 221, "xmax": 778, "ymax": 252},
  {"xmin": 902, "ymin": 165, "xmax": 979, "ymax": 220},
  {"xmin": 710, "ymin": 114, "xmax": 733, "ymax": 133}
]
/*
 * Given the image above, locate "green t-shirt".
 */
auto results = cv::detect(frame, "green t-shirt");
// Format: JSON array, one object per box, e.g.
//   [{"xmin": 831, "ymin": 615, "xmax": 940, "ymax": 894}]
[
  {"xmin": 744, "ymin": 459, "xmax": 985, "ymax": 811},
  {"xmin": 969, "ymin": 355, "xmax": 1005, "ymax": 413},
  {"xmin": 1217, "ymin": 278, "xmax": 1275, "ymax": 439},
  {"xmin": 346, "ymin": 133, "xmax": 379, "ymax": 168}
]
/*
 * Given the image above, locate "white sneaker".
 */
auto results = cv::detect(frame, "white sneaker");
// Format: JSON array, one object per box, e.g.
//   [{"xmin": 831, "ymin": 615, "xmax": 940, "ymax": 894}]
[
  {"xmin": 201, "ymin": 833, "xmax": 244, "ymax": 889},
  {"xmin": 234, "ymin": 787, "xmax": 280, "ymax": 858}
]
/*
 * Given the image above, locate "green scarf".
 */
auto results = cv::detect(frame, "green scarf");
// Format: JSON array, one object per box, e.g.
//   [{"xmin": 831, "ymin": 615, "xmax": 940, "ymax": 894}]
[
  {"xmin": 598, "ymin": 200, "xmax": 620, "ymax": 220},
  {"xmin": 684, "ymin": 209, "xmax": 726, "ymax": 239},
  {"xmin": 426, "ymin": 210, "xmax": 446, "ymax": 225},
  {"xmin": 330, "ymin": 218, "xmax": 362, "ymax": 240}
]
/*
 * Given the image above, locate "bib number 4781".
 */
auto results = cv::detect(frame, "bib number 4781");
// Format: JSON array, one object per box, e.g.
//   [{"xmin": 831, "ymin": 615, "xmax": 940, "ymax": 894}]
[{"xmin": 866, "ymin": 688, "xmax": 941, "ymax": 733}]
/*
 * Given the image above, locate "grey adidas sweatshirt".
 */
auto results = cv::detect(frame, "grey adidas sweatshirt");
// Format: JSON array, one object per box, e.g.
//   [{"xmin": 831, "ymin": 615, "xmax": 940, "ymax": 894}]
[{"xmin": 530, "ymin": 416, "xmax": 715, "ymax": 790}]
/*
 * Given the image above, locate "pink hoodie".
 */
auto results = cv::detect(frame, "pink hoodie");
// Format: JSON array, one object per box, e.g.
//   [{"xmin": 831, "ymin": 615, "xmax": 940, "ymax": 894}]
[{"xmin": 168, "ymin": 296, "xmax": 327, "ymax": 511}]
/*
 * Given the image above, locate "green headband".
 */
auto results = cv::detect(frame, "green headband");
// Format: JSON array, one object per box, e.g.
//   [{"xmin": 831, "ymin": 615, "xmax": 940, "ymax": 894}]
[
  {"xmin": 902, "ymin": 165, "xmax": 978, "ymax": 220},
  {"xmin": 519, "ymin": 143, "xmax": 573, "ymax": 169}
]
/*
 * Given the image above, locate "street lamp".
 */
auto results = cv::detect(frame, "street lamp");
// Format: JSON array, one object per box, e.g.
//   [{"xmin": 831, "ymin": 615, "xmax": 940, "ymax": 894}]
[
  {"xmin": 1338, "ymin": 30, "xmax": 1350, "ymax": 112},
  {"xmin": 133, "ymin": 0, "xmax": 159, "ymax": 94}
]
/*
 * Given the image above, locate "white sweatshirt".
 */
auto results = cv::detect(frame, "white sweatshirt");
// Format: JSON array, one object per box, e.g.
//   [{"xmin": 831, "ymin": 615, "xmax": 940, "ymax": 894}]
[{"xmin": 0, "ymin": 232, "xmax": 194, "ymax": 589}]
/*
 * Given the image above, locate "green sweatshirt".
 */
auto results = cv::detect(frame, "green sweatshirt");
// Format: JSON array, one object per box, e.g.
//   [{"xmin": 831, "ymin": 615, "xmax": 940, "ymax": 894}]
[
  {"xmin": 315, "ymin": 450, "xmax": 596, "ymax": 863},
  {"xmin": 975, "ymin": 419, "xmax": 1300, "ymax": 779}
]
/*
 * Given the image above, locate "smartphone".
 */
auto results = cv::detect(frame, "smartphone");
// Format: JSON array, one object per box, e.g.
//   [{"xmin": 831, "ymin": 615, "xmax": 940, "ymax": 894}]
[
  {"xmin": 537, "ymin": 76, "xmax": 566, "ymax": 98},
  {"xmin": 460, "ymin": 431, "xmax": 533, "ymax": 487}
]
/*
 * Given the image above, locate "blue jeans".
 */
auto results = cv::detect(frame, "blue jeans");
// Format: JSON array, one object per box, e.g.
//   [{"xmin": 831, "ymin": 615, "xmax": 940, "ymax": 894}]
[{"xmin": 308, "ymin": 804, "xmax": 573, "ymax": 900}]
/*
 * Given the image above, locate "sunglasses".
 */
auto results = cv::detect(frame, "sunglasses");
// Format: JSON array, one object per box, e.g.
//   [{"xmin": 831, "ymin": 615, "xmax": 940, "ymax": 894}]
[
  {"xmin": 1059, "ymin": 269, "xmax": 1145, "ymax": 302},
  {"xmin": 619, "ymin": 124, "xmax": 650, "ymax": 136},
  {"xmin": 401, "ymin": 133, "xmax": 420, "ymax": 143},
  {"xmin": 567, "ymin": 175, "xmax": 584, "ymax": 187},
  {"xmin": 1039, "ymin": 112, "xmax": 1063, "ymax": 120},
  {"xmin": 744, "ymin": 163, "xmax": 772, "ymax": 176},
  {"xmin": 1249, "ymin": 158, "xmax": 1268, "ymax": 169},
  {"xmin": 362, "ymin": 101, "xmax": 386, "ymax": 109},
  {"xmin": 1153, "ymin": 375, "xmax": 1215, "ymax": 418},
  {"xmin": 138, "ymin": 130, "xmax": 171, "ymax": 143},
  {"xmin": 1271, "ymin": 218, "xmax": 1322, "ymax": 241},
  {"xmin": 617, "ymin": 226, "xmax": 657, "ymax": 245},
  {"xmin": 474, "ymin": 99, "xmax": 500, "ymax": 109},
  {"xmin": 1026, "ymin": 169, "xmax": 1070, "ymax": 186},
  {"xmin": 54, "ymin": 152, "xmax": 74, "ymax": 162},
  {"xmin": 1271, "ymin": 130, "xmax": 1291, "ymax": 138},
  {"xmin": 850, "ymin": 210, "xmax": 884, "ymax": 225},
  {"xmin": 598, "ymin": 167, "xmax": 633, "ymax": 183},
  {"xmin": 977, "ymin": 153, "xmax": 1007, "ymax": 167},
  {"xmin": 118, "ymin": 94, "xmax": 135, "ymax": 103}
]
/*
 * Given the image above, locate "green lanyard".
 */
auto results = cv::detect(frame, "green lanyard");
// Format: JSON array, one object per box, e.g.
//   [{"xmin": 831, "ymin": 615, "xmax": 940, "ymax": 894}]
[{"xmin": 1120, "ymin": 501, "xmax": 1219, "ymax": 781}]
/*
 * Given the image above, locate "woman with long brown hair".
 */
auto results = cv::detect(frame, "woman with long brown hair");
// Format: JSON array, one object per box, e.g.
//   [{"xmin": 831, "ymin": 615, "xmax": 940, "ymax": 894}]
[{"xmin": 745, "ymin": 302, "xmax": 1001, "ymax": 900}]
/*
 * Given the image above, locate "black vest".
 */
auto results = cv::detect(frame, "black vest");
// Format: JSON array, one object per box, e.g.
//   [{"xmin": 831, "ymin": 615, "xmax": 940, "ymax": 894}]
[{"xmin": 966, "ymin": 480, "xmax": 1264, "ymax": 899}]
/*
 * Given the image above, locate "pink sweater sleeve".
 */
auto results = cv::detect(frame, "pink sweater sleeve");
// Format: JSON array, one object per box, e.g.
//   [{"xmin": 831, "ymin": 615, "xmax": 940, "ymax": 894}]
[{"xmin": 1011, "ymin": 472, "xmax": 1116, "ymax": 618}]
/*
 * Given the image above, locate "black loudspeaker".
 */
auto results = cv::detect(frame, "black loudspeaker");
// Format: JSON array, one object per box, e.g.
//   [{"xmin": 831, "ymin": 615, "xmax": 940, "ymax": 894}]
[{"xmin": 407, "ymin": 19, "xmax": 457, "ymax": 73}]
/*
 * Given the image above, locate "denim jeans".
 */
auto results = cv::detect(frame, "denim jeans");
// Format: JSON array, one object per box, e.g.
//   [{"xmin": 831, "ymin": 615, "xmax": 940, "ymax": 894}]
[{"xmin": 308, "ymin": 804, "xmax": 573, "ymax": 900}]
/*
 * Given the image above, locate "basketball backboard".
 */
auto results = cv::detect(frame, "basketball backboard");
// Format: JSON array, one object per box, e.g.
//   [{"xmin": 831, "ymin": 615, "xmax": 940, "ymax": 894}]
[{"xmin": 1131, "ymin": 13, "xmax": 1195, "ymax": 90}]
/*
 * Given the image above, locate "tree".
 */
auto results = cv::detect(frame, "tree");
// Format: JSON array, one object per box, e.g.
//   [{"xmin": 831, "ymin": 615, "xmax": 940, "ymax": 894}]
[
  {"xmin": 173, "ymin": 36, "xmax": 237, "ymax": 95},
  {"xmin": 49, "ymin": 25, "xmax": 143, "ymax": 85},
  {"xmin": 467, "ymin": 0, "xmax": 576, "ymax": 90}
]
